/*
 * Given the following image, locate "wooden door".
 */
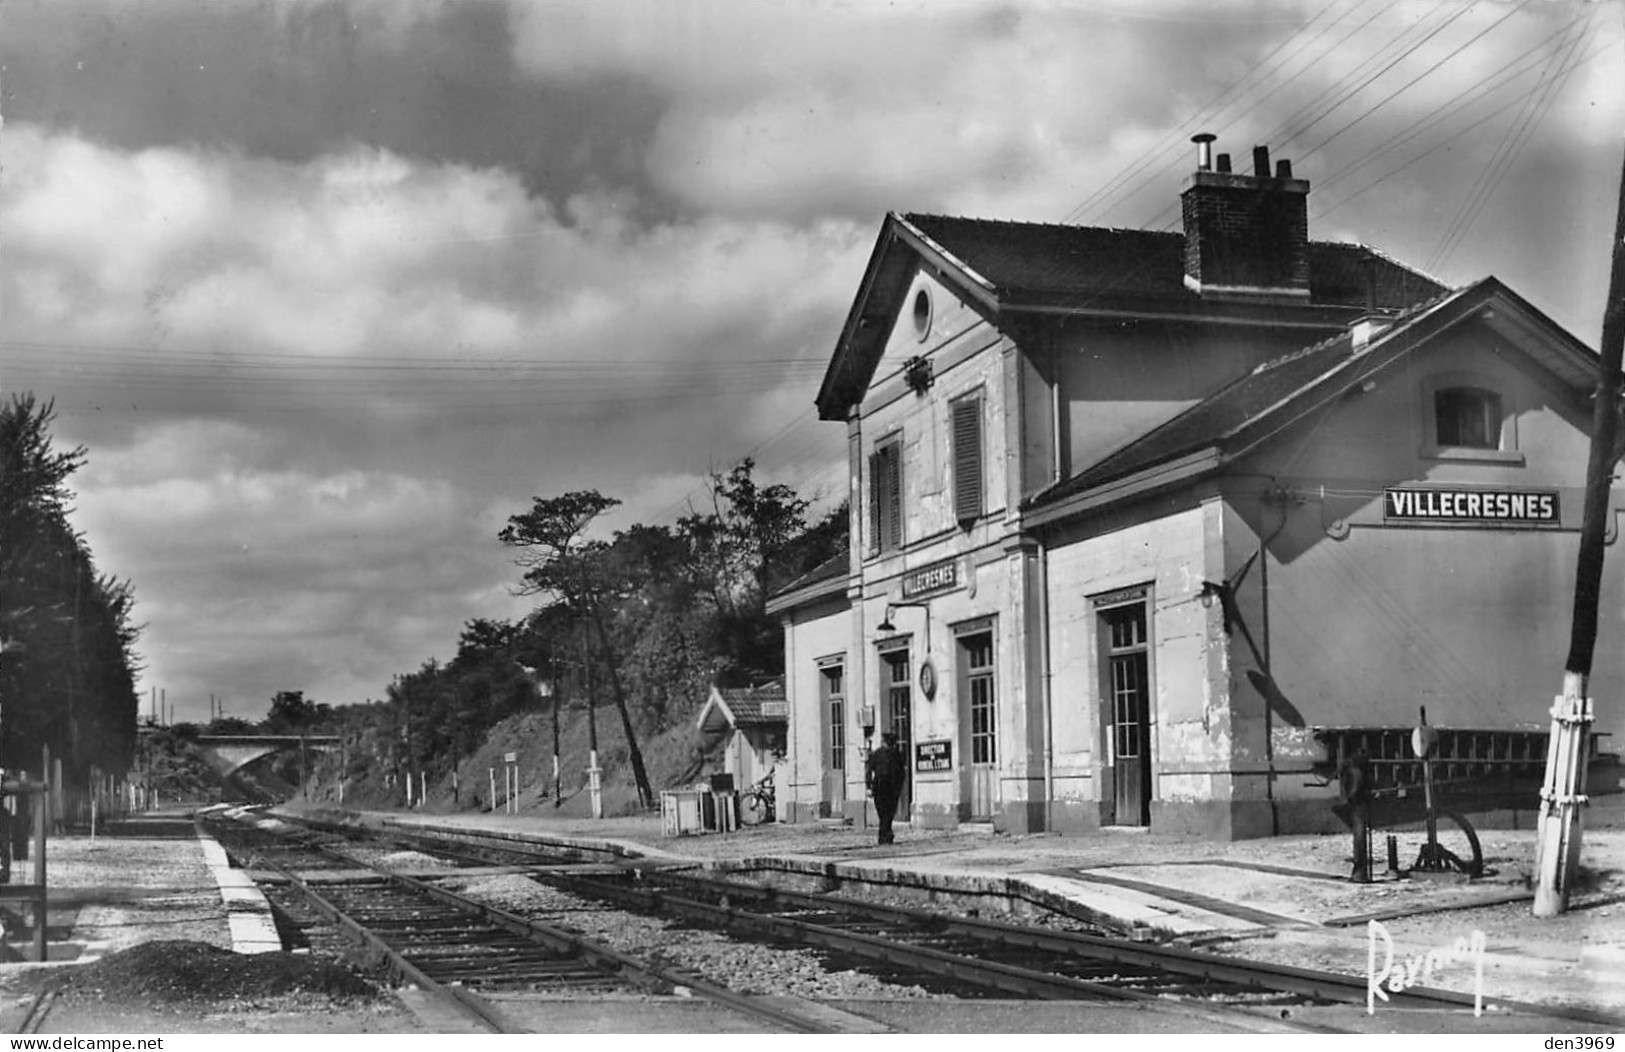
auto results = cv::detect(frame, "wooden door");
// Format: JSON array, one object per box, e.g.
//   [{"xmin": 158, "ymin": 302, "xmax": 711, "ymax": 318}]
[
  {"xmin": 1103, "ymin": 603, "xmax": 1152, "ymax": 826},
  {"xmin": 960, "ymin": 630, "xmax": 997, "ymax": 820},
  {"xmin": 883, "ymin": 648, "xmax": 912, "ymax": 817},
  {"xmin": 820, "ymin": 663, "xmax": 848, "ymax": 815}
]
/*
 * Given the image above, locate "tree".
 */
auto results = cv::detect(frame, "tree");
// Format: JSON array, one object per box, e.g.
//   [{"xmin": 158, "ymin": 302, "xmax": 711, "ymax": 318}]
[
  {"xmin": 1, "ymin": 394, "xmax": 141, "ymax": 779},
  {"xmin": 500, "ymin": 492, "xmax": 655, "ymax": 808},
  {"xmin": 263, "ymin": 690, "xmax": 331, "ymax": 734}
]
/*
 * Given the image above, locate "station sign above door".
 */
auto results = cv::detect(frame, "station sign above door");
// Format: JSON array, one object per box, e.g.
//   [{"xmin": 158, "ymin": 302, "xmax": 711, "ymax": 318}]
[
  {"xmin": 1383, "ymin": 488, "xmax": 1559, "ymax": 526},
  {"xmin": 901, "ymin": 558, "xmax": 960, "ymax": 599}
]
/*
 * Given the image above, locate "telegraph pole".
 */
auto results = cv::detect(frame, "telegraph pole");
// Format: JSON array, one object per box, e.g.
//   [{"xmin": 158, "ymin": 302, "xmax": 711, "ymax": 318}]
[
  {"xmin": 1535, "ymin": 137, "xmax": 1625, "ymax": 917},
  {"xmin": 582, "ymin": 636, "xmax": 602, "ymax": 820},
  {"xmin": 550, "ymin": 650, "xmax": 562, "ymax": 808}
]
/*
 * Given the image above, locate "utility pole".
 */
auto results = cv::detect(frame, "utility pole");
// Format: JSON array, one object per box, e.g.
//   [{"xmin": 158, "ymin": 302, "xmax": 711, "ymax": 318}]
[
  {"xmin": 1535, "ymin": 137, "xmax": 1625, "ymax": 917},
  {"xmin": 550, "ymin": 650, "xmax": 562, "ymax": 808},
  {"xmin": 582, "ymin": 635, "xmax": 602, "ymax": 820}
]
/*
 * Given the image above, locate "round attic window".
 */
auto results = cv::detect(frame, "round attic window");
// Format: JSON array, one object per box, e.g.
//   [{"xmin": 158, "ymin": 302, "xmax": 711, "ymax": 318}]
[{"xmin": 911, "ymin": 287, "xmax": 933, "ymax": 341}]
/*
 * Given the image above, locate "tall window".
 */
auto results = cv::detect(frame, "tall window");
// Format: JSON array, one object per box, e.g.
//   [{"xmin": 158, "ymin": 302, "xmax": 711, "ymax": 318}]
[
  {"xmin": 1434, "ymin": 386, "xmax": 1502, "ymax": 449},
  {"xmin": 1105, "ymin": 605, "xmax": 1149, "ymax": 763},
  {"xmin": 869, "ymin": 438, "xmax": 903, "ymax": 554},
  {"xmin": 961, "ymin": 631, "xmax": 995, "ymax": 764},
  {"xmin": 883, "ymin": 648, "xmax": 912, "ymax": 752},
  {"xmin": 821, "ymin": 663, "xmax": 846, "ymax": 771},
  {"xmin": 951, "ymin": 391, "xmax": 984, "ymax": 523}
]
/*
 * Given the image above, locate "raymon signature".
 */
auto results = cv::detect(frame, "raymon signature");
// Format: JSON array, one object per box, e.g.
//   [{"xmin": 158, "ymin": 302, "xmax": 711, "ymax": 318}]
[{"xmin": 1367, "ymin": 918, "xmax": 1486, "ymax": 1016}]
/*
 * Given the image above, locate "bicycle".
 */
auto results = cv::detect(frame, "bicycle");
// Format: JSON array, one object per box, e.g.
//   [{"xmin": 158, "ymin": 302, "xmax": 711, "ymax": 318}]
[{"xmin": 739, "ymin": 770, "xmax": 776, "ymax": 826}]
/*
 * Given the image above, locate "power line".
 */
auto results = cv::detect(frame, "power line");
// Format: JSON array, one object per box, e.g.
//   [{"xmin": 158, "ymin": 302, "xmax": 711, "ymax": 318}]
[
  {"xmin": 1062, "ymin": 0, "xmax": 1367, "ymax": 225},
  {"xmin": 1426, "ymin": 5, "xmax": 1595, "ymax": 273}
]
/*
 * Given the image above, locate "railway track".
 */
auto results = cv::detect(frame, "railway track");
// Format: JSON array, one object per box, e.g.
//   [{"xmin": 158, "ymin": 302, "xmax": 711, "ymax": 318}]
[
  {"xmin": 201, "ymin": 812, "xmax": 855, "ymax": 1033},
  {"xmin": 221, "ymin": 812, "xmax": 1625, "ymax": 1034},
  {"xmin": 330, "ymin": 817, "xmax": 1625, "ymax": 1031},
  {"xmin": 274, "ymin": 818, "xmax": 1370, "ymax": 1029}
]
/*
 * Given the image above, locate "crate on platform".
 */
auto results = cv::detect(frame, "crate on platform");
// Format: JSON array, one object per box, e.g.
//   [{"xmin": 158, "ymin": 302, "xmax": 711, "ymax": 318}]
[{"xmin": 661, "ymin": 788, "xmax": 738, "ymax": 836}]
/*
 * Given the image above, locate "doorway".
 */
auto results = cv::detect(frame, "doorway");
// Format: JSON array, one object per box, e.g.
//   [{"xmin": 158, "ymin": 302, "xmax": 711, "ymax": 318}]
[
  {"xmin": 880, "ymin": 646, "xmax": 913, "ymax": 818},
  {"xmin": 1100, "ymin": 600, "xmax": 1152, "ymax": 826},
  {"xmin": 957, "ymin": 627, "xmax": 997, "ymax": 821}
]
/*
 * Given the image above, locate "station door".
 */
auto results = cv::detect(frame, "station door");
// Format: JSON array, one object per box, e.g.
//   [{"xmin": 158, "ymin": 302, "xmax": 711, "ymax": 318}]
[
  {"xmin": 1102, "ymin": 602, "xmax": 1152, "ymax": 826},
  {"xmin": 958, "ymin": 629, "xmax": 997, "ymax": 821},
  {"xmin": 882, "ymin": 647, "xmax": 913, "ymax": 818}
]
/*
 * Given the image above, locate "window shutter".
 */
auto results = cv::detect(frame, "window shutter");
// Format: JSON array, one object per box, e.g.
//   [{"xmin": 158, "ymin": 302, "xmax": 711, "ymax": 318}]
[
  {"xmin": 952, "ymin": 395, "xmax": 983, "ymax": 522},
  {"xmin": 869, "ymin": 442, "xmax": 902, "ymax": 553},
  {"xmin": 882, "ymin": 443, "xmax": 903, "ymax": 551},
  {"xmin": 867, "ymin": 450, "xmax": 882, "ymax": 554}
]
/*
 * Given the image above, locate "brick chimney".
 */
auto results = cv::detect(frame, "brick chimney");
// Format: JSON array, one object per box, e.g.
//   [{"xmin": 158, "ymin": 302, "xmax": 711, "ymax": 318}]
[{"xmin": 1181, "ymin": 136, "xmax": 1311, "ymax": 299}]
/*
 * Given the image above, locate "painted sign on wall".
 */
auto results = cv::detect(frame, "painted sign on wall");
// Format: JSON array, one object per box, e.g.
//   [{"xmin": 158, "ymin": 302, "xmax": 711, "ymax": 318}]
[
  {"xmin": 916, "ymin": 740, "xmax": 953, "ymax": 772},
  {"xmin": 901, "ymin": 558, "xmax": 959, "ymax": 599},
  {"xmin": 1384, "ymin": 488, "xmax": 1559, "ymax": 525}
]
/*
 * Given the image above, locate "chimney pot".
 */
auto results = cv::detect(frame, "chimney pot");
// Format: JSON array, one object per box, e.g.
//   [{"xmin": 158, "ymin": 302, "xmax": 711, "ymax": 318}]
[
  {"xmin": 1253, "ymin": 145, "xmax": 1271, "ymax": 179},
  {"xmin": 1192, "ymin": 132, "xmax": 1217, "ymax": 172},
  {"xmin": 1216, "ymin": 153, "xmax": 1232, "ymax": 173},
  {"xmin": 1276, "ymin": 158, "xmax": 1293, "ymax": 180}
]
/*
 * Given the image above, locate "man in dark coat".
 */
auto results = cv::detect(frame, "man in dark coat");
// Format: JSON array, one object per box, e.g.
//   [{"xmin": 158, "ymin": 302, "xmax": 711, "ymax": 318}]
[
  {"xmin": 865, "ymin": 732, "xmax": 904, "ymax": 845},
  {"xmin": 1341, "ymin": 748, "xmax": 1373, "ymax": 882}
]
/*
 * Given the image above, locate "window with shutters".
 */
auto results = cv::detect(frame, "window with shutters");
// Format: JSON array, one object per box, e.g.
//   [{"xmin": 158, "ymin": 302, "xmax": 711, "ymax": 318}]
[
  {"xmin": 951, "ymin": 391, "xmax": 984, "ymax": 523},
  {"xmin": 868, "ymin": 437, "xmax": 903, "ymax": 554}
]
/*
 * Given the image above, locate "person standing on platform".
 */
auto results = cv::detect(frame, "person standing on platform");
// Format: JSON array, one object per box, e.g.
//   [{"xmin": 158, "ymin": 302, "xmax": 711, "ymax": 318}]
[{"xmin": 866, "ymin": 732, "xmax": 904, "ymax": 845}]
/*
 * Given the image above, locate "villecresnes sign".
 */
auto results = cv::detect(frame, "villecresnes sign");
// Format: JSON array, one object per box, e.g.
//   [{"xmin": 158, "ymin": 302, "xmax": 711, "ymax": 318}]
[
  {"xmin": 901, "ymin": 558, "xmax": 959, "ymax": 599},
  {"xmin": 1384, "ymin": 487, "xmax": 1559, "ymax": 525}
]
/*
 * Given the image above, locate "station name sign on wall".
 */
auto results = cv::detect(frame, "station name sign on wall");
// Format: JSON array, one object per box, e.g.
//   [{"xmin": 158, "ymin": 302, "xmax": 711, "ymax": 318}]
[
  {"xmin": 901, "ymin": 558, "xmax": 960, "ymax": 599},
  {"xmin": 1383, "ymin": 488, "xmax": 1559, "ymax": 526}
]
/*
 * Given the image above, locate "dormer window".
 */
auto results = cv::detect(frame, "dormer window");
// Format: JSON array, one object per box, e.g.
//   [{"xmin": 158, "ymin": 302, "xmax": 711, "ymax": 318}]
[
  {"xmin": 1420, "ymin": 373, "xmax": 1522, "ymax": 464},
  {"xmin": 1434, "ymin": 386, "xmax": 1501, "ymax": 449}
]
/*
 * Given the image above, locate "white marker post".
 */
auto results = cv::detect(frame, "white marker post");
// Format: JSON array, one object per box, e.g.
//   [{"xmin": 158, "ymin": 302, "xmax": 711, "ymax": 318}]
[{"xmin": 588, "ymin": 750, "xmax": 603, "ymax": 820}]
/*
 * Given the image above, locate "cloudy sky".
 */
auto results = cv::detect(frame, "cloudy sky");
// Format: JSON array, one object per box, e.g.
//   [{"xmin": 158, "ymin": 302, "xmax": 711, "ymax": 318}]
[{"xmin": 3, "ymin": 0, "xmax": 1622, "ymax": 723}]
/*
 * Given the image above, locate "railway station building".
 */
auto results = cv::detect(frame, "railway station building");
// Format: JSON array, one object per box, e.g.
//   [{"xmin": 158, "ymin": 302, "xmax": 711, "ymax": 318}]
[{"xmin": 766, "ymin": 140, "xmax": 1625, "ymax": 840}]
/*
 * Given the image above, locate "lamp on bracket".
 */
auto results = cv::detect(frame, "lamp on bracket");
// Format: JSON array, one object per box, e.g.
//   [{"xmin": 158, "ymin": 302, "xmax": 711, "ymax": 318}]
[{"xmin": 877, "ymin": 600, "xmax": 937, "ymax": 700}]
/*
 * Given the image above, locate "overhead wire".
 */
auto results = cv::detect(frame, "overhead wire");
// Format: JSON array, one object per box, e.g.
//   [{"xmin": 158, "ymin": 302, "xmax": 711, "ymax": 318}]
[
  {"xmin": 1308, "ymin": 12, "xmax": 1601, "ymax": 216},
  {"xmin": 1062, "ymin": 0, "xmax": 1365, "ymax": 225},
  {"xmin": 1425, "ymin": 4, "xmax": 1596, "ymax": 273},
  {"xmin": 1288, "ymin": 0, "xmax": 1532, "ymax": 167},
  {"xmin": 1267, "ymin": 1, "xmax": 1473, "ymax": 151}
]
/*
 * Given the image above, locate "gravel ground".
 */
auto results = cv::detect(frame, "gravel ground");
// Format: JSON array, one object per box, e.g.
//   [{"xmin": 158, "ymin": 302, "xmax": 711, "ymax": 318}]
[
  {"xmin": 2, "ymin": 835, "xmax": 236, "ymax": 955},
  {"xmin": 7, "ymin": 809, "xmax": 1620, "ymax": 1033},
  {"xmin": 370, "ymin": 807, "xmax": 1625, "ymax": 1017},
  {"xmin": 441, "ymin": 871, "xmax": 953, "ymax": 1002}
]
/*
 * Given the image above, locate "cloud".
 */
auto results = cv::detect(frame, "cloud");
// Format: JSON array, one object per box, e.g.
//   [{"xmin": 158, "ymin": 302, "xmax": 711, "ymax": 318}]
[
  {"xmin": 8, "ymin": 0, "xmax": 1623, "ymax": 722},
  {"xmin": 2, "ymin": 123, "xmax": 867, "ymax": 714},
  {"xmin": 2, "ymin": 123, "xmax": 864, "ymax": 428},
  {"xmin": 71, "ymin": 418, "xmax": 531, "ymax": 712}
]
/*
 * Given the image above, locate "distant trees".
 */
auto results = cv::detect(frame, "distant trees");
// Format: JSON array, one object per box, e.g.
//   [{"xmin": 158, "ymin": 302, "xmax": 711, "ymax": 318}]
[
  {"xmin": 0, "ymin": 394, "xmax": 142, "ymax": 781},
  {"xmin": 328, "ymin": 457, "xmax": 847, "ymax": 809},
  {"xmin": 501, "ymin": 490, "xmax": 656, "ymax": 808},
  {"xmin": 262, "ymin": 690, "xmax": 332, "ymax": 734},
  {"xmin": 495, "ymin": 458, "xmax": 847, "ymax": 807}
]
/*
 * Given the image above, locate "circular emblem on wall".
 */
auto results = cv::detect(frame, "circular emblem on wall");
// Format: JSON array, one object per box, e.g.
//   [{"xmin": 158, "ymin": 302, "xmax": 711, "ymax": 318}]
[{"xmin": 918, "ymin": 658, "xmax": 938, "ymax": 700}]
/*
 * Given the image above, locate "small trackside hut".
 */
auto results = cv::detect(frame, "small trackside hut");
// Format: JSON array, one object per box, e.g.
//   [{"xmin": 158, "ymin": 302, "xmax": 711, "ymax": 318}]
[
  {"xmin": 695, "ymin": 679, "xmax": 788, "ymax": 805},
  {"xmin": 767, "ymin": 138, "xmax": 1623, "ymax": 840}
]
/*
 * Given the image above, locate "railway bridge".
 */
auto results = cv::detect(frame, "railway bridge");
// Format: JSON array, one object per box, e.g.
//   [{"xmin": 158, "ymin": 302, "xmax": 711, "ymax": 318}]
[{"xmin": 194, "ymin": 734, "xmax": 342, "ymax": 779}]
